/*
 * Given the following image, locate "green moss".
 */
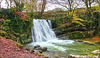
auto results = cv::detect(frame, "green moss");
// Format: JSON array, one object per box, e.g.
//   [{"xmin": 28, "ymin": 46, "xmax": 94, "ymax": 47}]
[
  {"xmin": 67, "ymin": 31, "xmax": 94, "ymax": 39},
  {"xmin": 62, "ymin": 42, "xmax": 100, "ymax": 55},
  {"xmin": 95, "ymin": 41, "xmax": 100, "ymax": 45},
  {"xmin": 67, "ymin": 32, "xmax": 85, "ymax": 39},
  {"xmin": 84, "ymin": 32, "xmax": 92, "ymax": 38}
]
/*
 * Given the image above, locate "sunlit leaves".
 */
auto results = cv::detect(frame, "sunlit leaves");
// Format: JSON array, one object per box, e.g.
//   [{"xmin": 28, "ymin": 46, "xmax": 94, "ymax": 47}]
[
  {"xmin": 67, "ymin": 11, "xmax": 85, "ymax": 26},
  {"xmin": 73, "ymin": 18, "xmax": 84, "ymax": 22},
  {"xmin": 95, "ymin": 6, "xmax": 100, "ymax": 13},
  {"xmin": 72, "ymin": 20, "xmax": 85, "ymax": 26}
]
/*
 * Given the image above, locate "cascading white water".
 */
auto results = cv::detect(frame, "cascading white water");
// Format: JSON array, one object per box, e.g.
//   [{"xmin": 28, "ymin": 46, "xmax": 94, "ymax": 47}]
[
  {"xmin": 32, "ymin": 19, "xmax": 57, "ymax": 42},
  {"xmin": 31, "ymin": 19, "xmax": 74, "ymax": 51}
]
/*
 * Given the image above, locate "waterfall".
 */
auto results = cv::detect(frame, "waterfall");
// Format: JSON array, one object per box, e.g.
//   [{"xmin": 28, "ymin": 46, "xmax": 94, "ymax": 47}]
[
  {"xmin": 32, "ymin": 19, "xmax": 57, "ymax": 42},
  {"xmin": 31, "ymin": 19, "xmax": 74, "ymax": 51}
]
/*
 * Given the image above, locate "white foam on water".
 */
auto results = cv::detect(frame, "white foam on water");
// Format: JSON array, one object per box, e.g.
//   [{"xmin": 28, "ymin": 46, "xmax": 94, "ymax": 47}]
[
  {"xmin": 30, "ymin": 42, "xmax": 66, "ymax": 51},
  {"xmin": 30, "ymin": 39, "xmax": 74, "ymax": 51}
]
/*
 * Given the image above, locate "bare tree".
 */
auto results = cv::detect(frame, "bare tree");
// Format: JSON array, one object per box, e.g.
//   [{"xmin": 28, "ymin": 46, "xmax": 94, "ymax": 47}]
[
  {"xmin": 13, "ymin": 0, "xmax": 24, "ymax": 11},
  {"xmin": 49, "ymin": 0, "xmax": 79, "ymax": 11},
  {"xmin": 82, "ymin": 0, "xmax": 95, "ymax": 20},
  {"xmin": 9, "ymin": 0, "xmax": 14, "ymax": 8},
  {"xmin": 5, "ymin": 0, "xmax": 9, "ymax": 8},
  {"xmin": 24, "ymin": 0, "xmax": 38, "ymax": 12},
  {"xmin": 95, "ymin": 0, "xmax": 100, "ymax": 6},
  {"xmin": 82, "ymin": 0, "xmax": 94, "ymax": 10}
]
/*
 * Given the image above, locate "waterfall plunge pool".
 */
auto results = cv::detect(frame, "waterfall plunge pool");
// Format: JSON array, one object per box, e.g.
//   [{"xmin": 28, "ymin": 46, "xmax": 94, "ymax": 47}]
[{"xmin": 25, "ymin": 41, "xmax": 100, "ymax": 55}]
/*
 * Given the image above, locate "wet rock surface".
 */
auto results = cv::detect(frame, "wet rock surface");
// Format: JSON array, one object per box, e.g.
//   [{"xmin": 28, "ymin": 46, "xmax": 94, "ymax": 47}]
[
  {"xmin": 57, "ymin": 34, "xmax": 69, "ymax": 40},
  {"xmin": 34, "ymin": 45, "xmax": 47, "ymax": 52},
  {"xmin": 34, "ymin": 45, "xmax": 42, "ymax": 50}
]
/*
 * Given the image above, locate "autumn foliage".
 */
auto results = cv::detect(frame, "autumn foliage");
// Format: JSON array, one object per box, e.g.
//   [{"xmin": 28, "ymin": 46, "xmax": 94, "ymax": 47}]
[
  {"xmin": 92, "ymin": 37, "xmax": 100, "ymax": 41},
  {"xmin": 0, "ymin": 37, "xmax": 44, "ymax": 58},
  {"xmin": 14, "ymin": 11, "xmax": 29, "ymax": 21}
]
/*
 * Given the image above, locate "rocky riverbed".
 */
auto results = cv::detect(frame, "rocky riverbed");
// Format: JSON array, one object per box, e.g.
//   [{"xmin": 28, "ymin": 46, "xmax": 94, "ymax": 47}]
[{"xmin": 42, "ymin": 51, "xmax": 69, "ymax": 58}]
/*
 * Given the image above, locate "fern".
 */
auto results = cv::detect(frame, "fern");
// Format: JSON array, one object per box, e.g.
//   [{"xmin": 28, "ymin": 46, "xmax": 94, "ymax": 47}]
[
  {"xmin": 73, "ymin": 18, "xmax": 84, "ymax": 21},
  {"xmin": 67, "ymin": 11, "xmax": 85, "ymax": 26},
  {"xmin": 72, "ymin": 21, "xmax": 85, "ymax": 26}
]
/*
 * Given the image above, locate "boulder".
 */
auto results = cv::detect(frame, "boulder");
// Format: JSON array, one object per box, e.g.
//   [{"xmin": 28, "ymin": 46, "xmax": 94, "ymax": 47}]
[
  {"xmin": 41, "ymin": 47, "xmax": 47, "ymax": 52},
  {"xmin": 30, "ymin": 49, "xmax": 35, "ymax": 53},
  {"xmin": 34, "ymin": 45, "xmax": 47, "ymax": 52},
  {"xmin": 34, "ymin": 45, "xmax": 41, "ymax": 50}
]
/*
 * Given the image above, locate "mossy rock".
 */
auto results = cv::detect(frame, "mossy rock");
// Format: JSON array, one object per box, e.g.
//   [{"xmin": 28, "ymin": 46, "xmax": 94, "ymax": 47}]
[
  {"xmin": 22, "ymin": 36, "xmax": 32, "ymax": 44},
  {"xmin": 67, "ymin": 32, "xmax": 85, "ymax": 39},
  {"xmin": 84, "ymin": 32, "xmax": 92, "ymax": 38},
  {"xmin": 67, "ymin": 31, "xmax": 93, "ymax": 39},
  {"xmin": 23, "ymin": 38, "xmax": 32, "ymax": 44}
]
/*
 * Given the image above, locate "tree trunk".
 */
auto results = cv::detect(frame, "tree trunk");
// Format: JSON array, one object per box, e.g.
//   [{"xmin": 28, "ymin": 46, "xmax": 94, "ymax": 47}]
[
  {"xmin": 68, "ymin": 0, "xmax": 72, "ymax": 11},
  {"xmin": 10, "ymin": 0, "xmax": 12, "ymax": 8},
  {"xmin": 39, "ymin": 0, "xmax": 46, "ymax": 18},
  {"xmin": 5, "ymin": 0, "xmax": 9, "ymax": 9}
]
